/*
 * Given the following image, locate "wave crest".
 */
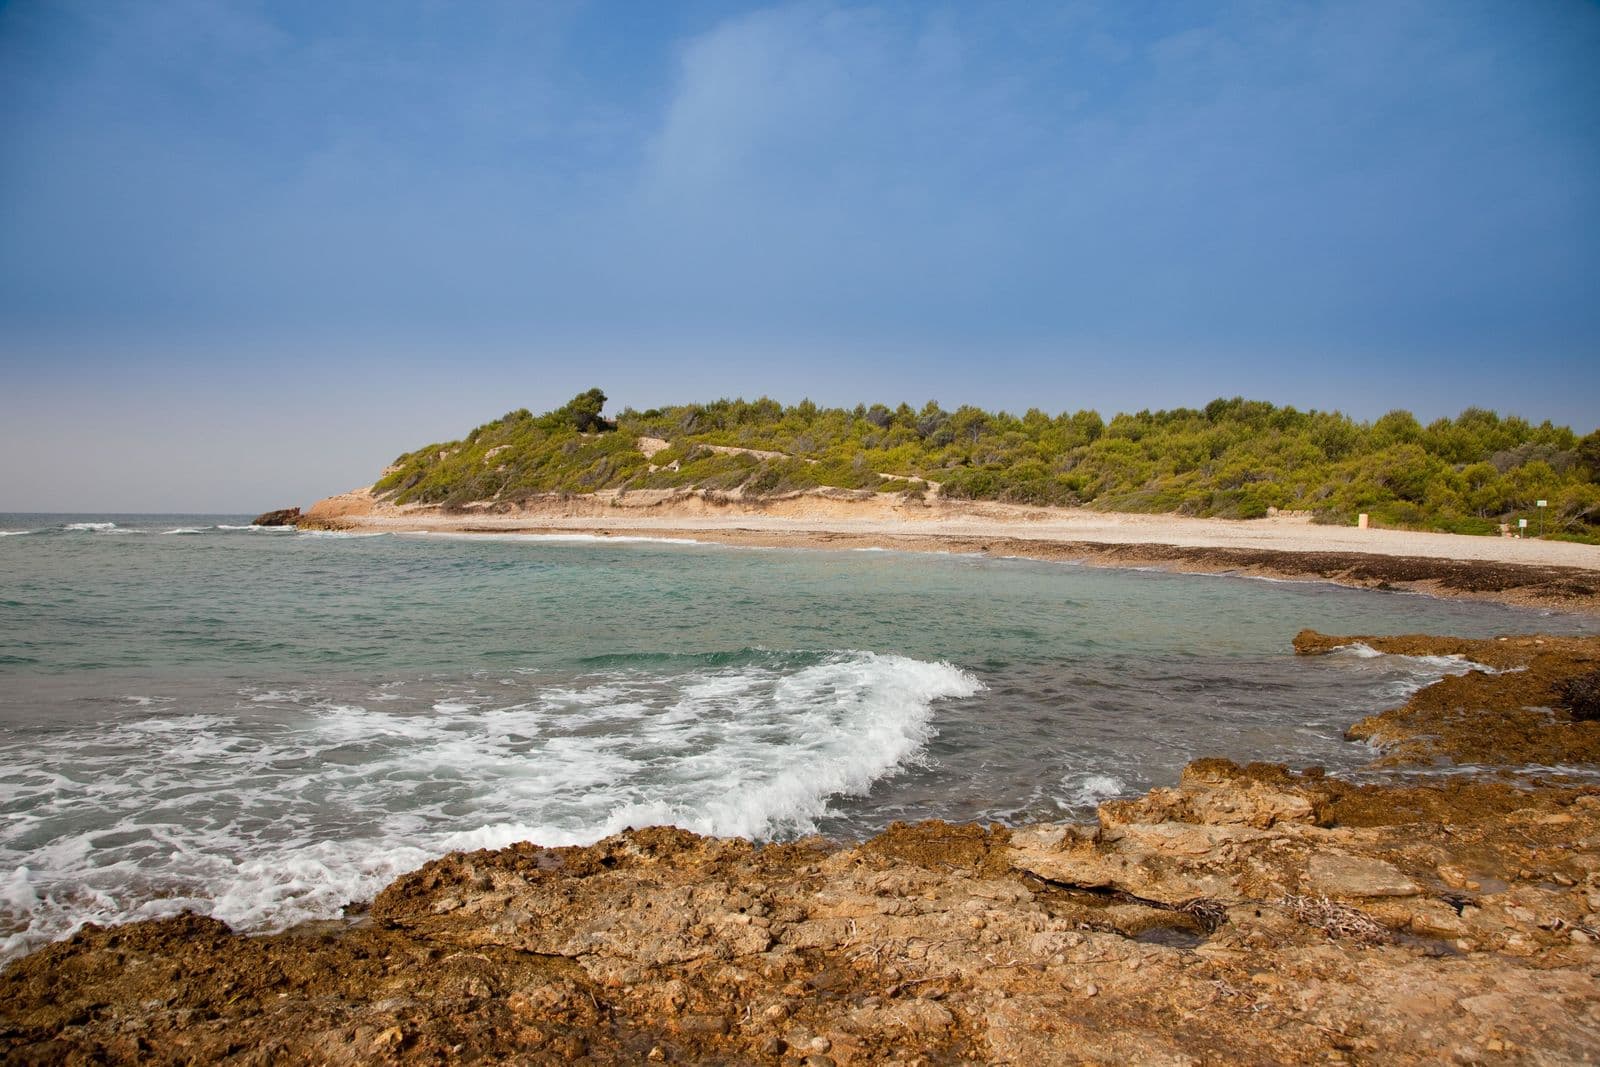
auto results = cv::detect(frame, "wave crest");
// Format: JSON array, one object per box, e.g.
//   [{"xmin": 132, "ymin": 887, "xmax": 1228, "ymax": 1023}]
[{"xmin": 0, "ymin": 650, "xmax": 980, "ymax": 960}]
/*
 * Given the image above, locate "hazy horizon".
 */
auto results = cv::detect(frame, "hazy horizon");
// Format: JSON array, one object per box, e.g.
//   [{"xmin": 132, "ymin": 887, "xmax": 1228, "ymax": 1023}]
[{"xmin": 3, "ymin": 1, "xmax": 1597, "ymax": 512}]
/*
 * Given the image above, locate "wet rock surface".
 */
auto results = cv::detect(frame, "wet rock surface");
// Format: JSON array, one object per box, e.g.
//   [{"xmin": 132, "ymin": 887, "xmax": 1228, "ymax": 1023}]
[
  {"xmin": 1295, "ymin": 630, "xmax": 1600, "ymax": 767},
  {"xmin": 6, "ymin": 633, "xmax": 1600, "ymax": 1064},
  {"xmin": 249, "ymin": 507, "xmax": 302, "ymax": 527}
]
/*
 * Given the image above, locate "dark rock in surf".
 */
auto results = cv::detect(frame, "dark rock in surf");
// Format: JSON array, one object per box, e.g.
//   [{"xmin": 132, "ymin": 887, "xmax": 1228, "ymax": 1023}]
[{"xmin": 251, "ymin": 507, "xmax": 302, "ymax": 527}]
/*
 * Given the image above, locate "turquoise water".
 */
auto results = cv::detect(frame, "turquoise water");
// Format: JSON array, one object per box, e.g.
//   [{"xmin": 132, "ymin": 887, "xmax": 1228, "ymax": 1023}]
[{"xmin": 2, "ymin": 513, "xmax": 1595, "ymax": 960}]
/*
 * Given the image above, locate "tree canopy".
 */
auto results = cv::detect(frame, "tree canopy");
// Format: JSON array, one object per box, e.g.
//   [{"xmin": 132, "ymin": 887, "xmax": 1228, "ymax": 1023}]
[{"xmin": 370, "ymin": 390, "xmax": 1600, "ymax": 542}]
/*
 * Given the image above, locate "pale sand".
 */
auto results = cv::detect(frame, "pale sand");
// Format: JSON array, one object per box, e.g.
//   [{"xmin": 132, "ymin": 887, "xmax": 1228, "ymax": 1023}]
[{"xmin": 306, "ymin": 486, "xmax": 1600, "ymax": 571}]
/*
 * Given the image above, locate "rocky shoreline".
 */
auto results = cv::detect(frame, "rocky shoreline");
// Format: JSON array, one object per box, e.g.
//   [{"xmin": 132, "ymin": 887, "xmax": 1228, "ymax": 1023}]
[{"xmin": 5, "ymin": 631, "xmax": 1600, "ymax": 1064}]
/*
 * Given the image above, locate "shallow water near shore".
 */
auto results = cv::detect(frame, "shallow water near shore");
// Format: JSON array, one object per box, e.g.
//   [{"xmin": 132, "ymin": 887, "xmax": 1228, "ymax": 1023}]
[{"xmin": 2, "ymin": 513, "xmax": 1597, "ymax": 961}]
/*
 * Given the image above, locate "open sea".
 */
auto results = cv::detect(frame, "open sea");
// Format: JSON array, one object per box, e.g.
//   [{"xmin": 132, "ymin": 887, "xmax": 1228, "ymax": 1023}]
[{"xmin": 2, "ymin": 513, "xmax": 1596, "ymax": 962}]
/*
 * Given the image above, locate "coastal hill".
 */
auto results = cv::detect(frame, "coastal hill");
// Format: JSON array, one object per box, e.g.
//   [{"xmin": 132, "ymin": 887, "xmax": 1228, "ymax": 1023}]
[{"xmin": 367, "ymin": 390, "xmax": 1600, "ymax": 542}]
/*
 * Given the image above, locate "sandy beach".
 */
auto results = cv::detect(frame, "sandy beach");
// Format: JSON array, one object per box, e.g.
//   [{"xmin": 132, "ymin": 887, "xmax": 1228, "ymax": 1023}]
[{"xmin": 301, "ymin": 488, "xmax": 1600, "ymax": 613}]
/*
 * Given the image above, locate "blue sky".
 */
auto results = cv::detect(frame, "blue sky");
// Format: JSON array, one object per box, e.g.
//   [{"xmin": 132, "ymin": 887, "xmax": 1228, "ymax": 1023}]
[{"xmin": 1, "ymin": 0, "xmax": 1596, "ymax": 511}]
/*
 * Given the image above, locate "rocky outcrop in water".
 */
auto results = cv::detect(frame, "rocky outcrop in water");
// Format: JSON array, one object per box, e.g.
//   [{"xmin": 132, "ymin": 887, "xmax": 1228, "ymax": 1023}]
[
  {"xmin": 4, "ymin": 632, "xmax": 1600, "ymax": 1064},
  {"xmin": 1293, "ymin": 630, "xmax": 1600, "ymax": 767},
  {"xmin": 250, "ymin": 507, "xmax": 302, "ymax": 527}
]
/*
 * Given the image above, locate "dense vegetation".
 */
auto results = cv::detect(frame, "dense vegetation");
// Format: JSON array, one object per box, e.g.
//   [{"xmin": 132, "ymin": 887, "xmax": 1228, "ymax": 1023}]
[{"xmin": 373, "ymin": 390, "xmax": 1600, "ymax": 540}]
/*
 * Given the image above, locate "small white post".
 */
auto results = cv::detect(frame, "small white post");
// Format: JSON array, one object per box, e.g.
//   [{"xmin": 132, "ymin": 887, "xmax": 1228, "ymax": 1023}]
[
  {"xmin": 1518, "ymin": 518, "xmax": 1528, "ymax": 539},
  {"xmin": 1357, "ymin": 513, "xmax": 1369, "ymax": 530}
]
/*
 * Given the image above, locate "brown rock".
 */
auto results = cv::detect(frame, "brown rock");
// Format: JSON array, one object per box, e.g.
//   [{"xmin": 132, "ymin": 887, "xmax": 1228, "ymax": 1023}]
[
  {"xmin": 1306, "ymin": 854, "xmax": 1421, "ymax": 898},
  {"xmin": 250, "ymin": 507, "xmax": 302, "ymax": 526}
]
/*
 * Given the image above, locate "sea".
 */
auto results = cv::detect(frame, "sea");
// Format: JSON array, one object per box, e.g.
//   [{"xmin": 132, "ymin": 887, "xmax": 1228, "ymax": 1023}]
[{"xmin": 2, "ymin": 513, "xmax": 1596, "ymax": 962}]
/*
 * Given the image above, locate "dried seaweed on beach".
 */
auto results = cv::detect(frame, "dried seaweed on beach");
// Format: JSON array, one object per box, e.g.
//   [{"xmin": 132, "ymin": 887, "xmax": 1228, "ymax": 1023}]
[{"xmin": 1277, "ymin": 893, "xmax": 1394, "ymax": 944}]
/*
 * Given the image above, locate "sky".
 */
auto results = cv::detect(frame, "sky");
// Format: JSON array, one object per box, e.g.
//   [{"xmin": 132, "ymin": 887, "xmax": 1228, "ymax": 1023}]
[{"xmin": 1, "ymin": 0, "xmax": 1597, "ymax": 512}]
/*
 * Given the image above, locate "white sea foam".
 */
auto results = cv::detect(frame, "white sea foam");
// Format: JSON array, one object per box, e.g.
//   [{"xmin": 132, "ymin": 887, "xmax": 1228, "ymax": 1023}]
[
  {"xmin": 245, "ymin": 686, "xmax": 322, "ymax": 704},
  {"xmin": 1326, "ymin": 642, "xmax": 1498, "ymax": 703},
  {"xmin": 297, "ymin": 530, "xmax": 387, "ymax": 539},
  {"xmin": 1335, "ymin": 642, "xmax": 1484, "ymax": 672},
  {"xmin": 0, "ymin": 529, "xmax": 35, "ymax": 537},
  {"xmin": 216, "ymin": 524, "xmax": 294, "ymax": 531},
  {"xmin": 162, "ymin": 527, "xmax": 207, "ymax": 535},
  {"xmin": 1060, "ymin": 772, "xmax": 1128, "ymax": 808},
  {"xmin": 121, "ymin": 695, "xmax": 177, "ymax": 708},
  {"xmin": 0, "ymin": 650, "xmax": 980, "ymax": 962},
  {"xmin": 1334, "ymin": 642, "xmax": 1496, "ymax": 676},
  {"xmin": 62, "ymin": 521, "xmax": 116, "ymax": 532}
]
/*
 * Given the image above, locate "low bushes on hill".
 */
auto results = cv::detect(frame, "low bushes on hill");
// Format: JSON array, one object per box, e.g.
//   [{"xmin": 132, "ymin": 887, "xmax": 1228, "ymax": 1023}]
[{"xmin": 371, "ymin": 390, "xmax": 1600, "ymax": 539}]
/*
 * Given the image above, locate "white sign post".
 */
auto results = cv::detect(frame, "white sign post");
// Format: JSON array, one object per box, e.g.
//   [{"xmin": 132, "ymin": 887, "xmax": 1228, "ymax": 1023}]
[
  {"xmin": 1536, "ymin": 500, "xmax": 1547, "ymax": 538},
  {"xmin": 1518, "ymin": 518, "xmax": 1528, "ymax": 538}
]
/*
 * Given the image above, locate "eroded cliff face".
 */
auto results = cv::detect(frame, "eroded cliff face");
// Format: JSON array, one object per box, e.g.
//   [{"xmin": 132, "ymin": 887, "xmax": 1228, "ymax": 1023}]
[{"xmin": 5, "ymin": 634, "xmax": 1600, "ymax": 1065}]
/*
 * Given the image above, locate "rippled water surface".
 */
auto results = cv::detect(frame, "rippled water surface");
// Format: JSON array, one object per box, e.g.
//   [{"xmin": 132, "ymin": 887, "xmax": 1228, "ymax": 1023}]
[{"xmin": 2, "ymin": 512, "xmax": 1595, "ymax": 959}]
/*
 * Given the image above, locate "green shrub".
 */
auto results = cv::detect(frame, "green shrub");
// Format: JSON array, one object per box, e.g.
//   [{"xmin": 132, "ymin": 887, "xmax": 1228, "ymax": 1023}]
[{"xmin": 367, "ymin": 390, "xmax": 1599, "ymax": 539}]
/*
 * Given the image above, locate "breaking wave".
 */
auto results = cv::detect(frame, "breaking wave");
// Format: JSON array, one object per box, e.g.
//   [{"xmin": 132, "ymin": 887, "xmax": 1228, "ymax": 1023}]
[{"xmin": 0, "ymin": 650, "xmax": 980, "ymax": 961}]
